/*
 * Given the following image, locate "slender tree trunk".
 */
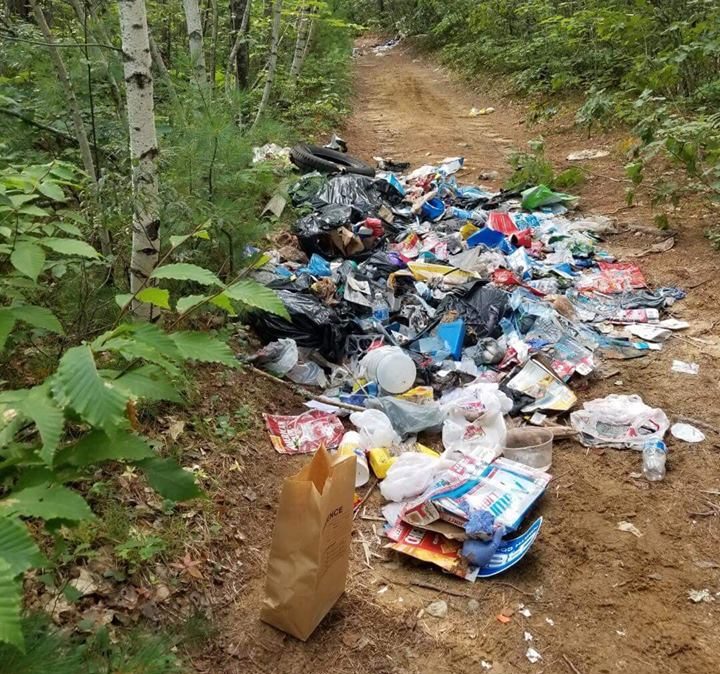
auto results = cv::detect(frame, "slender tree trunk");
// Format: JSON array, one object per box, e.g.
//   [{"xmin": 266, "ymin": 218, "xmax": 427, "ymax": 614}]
[
  {"xmin": 252, "ymin": 0, "xmax": 281, "ymax": 128},
  {"xmin": 29, "ymin": 0, "xmax": 112, "ymax": 258},
  {"xmin": 68, "ymin": 0, "xmax": 123, "ymax": 110},
  {"xmin": 182, "ymin": 0, "xmax": 208, "ymax": 89},
  {"xmin": 289, "ymin": 4, "xmax": 310, "ymax": 84},
  {"xmin": 301, "ymin": 8, "xmax": 316, "ymax": 63},
  {"xmin": 118, "ymin": 0, "xmax": 161, "ymax": 319},
  {"xmin": 226, "ymin": 0, "xmax": 251, "ymax": 92},
  {"xmin": 208, "ymin": 0, "xmax": 219, "ymax": 89},
  {"xmin": 149, "ymin": 33, "xmax": 178, "ymax": 104}
]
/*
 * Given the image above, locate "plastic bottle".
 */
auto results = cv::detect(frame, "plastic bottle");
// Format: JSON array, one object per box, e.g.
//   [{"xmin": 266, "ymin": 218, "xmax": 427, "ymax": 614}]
[
  {"xmin": 642, "ymin": 439, "xmax": 667, "ymax": 481},
  {"xmin": 372, "ymin": 291, "xmax": 390, "ymax": 325}
]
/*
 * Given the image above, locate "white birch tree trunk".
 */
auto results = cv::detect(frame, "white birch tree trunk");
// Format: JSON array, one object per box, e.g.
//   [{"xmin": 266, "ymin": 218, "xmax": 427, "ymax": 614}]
[
  {"xmin": 118, "ymin": 0, "xmax": 161, "ymax": 319},
  {"xmin": 29, "ymin": 0, "xmax": 112, "ymax": 258},
  {"xmin": 182, "ymin": 0, "xmax": 208, "ymax": 89},
  {"xmin": 252, "ymin": 0, "xmax": 282, "ymax": 128},
  {"xmin": 289, "ymin": 5, "xmax": 309, "ymax": 84}
]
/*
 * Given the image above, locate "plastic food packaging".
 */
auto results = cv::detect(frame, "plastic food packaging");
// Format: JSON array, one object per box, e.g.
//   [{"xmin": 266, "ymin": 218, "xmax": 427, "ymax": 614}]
[
  {"xmin": 338, "ymin": 431, "xmax": 370, "ymax": 487},
  {"xmin": 570, "ymin": 394, "xmax": 669, "ymax": 450},
  {"xmin": 503, "ymin": 427, "xmax": 553, "ymax": 472},
  {"xmin": 361, "ymin": 346, "xmax": 417, "ymax": 394},
  {"xmin": 368, "ymin": 447, "xmax": 396, "ymax": 479},
  {"xmin": 349, "ymin": 409, "xmax": 401, "ymax": 450}
]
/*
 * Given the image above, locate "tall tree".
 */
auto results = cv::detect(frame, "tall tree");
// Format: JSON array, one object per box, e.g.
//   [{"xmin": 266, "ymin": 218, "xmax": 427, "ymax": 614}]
[
  {"xmin": 28, "ymin": 0, "xmax": 112, "ymax": 257},
  {"xmin": 182, "ymin": 0, "xmax": 209, "ymax": 88},
  {"xmin": 228, "ymin": 0, "xmax": 251, "ymax": 89},
  {"xmin": 252, "ymin": 0, "xmax": 281, "ymax": 127},
  {"xmin": 289, "ymin": 3, "xmax": 310, "ymax": 84},
  {"xmin": 118, "ymin": 0, "xmax": 161, "ymax": 319}
]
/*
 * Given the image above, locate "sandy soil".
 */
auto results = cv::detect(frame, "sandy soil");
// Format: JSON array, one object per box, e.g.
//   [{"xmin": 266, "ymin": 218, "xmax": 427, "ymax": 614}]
[{"xmin": 190, "ymin": 42, "xmax": 720, "ymax": 674}]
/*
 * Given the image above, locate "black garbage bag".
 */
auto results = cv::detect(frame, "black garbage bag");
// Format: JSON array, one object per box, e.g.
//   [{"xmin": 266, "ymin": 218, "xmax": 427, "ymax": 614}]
[
  {"xmin": 293, "ymin": 203, "xmax": 354, "ymax": 258},
  {"xmin": 437, "ymin": 282, "xmax": 510, "ymax": 340},
  {"xmin": 249, "ymin": 290, "xmax": 348, "ymax": 361}
]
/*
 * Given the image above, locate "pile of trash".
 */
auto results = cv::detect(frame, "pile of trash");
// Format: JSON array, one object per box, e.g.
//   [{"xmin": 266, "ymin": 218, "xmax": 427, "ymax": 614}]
[{"xmin": 248, "ymin": 147, "xmax": 690, "ymax": 582}]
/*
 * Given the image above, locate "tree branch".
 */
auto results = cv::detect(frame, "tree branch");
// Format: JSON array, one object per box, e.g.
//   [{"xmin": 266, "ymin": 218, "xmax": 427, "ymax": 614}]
[{"xmin": 0, "ymin": 32, "xmax": 123, "ymax": 52}]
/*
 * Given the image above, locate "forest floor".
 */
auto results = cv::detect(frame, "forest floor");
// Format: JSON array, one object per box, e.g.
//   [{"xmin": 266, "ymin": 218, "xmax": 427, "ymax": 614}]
[{"xmin": 185, "ymin": 40, "xmax": 720, "ymax": 674}]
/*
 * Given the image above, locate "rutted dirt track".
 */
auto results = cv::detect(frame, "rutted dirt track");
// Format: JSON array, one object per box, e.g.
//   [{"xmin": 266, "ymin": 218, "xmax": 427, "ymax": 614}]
[{"xmin": 196, "ymin": 43, "xmax": 720, "ymax": 674}]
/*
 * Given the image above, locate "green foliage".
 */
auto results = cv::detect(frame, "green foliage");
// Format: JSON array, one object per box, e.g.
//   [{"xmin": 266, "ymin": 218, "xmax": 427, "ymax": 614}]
[
  {"xmin": 0, "ymin": 615, "xmax": 186, "ymax": 674},
  {"xmin": 506, "ymin": 140, "xmax": 585, "ymax": 191}
]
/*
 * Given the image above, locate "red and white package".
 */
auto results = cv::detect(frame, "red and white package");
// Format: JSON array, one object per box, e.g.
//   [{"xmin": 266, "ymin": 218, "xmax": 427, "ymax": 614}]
[
  {"xmin": 385, "ymin": 521, "xmax": 478, "ymax": 581},
  {"xmin": 263, "ymin": 410, "xmax": 345, "ymax": 455}
]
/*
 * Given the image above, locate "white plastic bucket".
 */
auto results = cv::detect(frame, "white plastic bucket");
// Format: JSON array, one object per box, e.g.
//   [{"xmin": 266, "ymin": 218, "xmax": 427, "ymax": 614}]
[{"xmin": 361, "ymin": 346, "xmax": 416, "ymax": 395}]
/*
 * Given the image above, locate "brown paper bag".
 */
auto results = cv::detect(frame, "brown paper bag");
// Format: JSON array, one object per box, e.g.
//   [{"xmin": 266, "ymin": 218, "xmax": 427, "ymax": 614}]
[{"xmin": 260, "ymin": 447, "xmax": 356, "ymax": 640}]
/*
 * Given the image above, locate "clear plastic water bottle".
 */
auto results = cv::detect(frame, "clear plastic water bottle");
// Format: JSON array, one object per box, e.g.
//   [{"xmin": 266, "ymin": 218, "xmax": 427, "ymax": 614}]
[
  {"xmin": 372, "ymin": 291, "xmax": 390, "ymax": 325},
  {"xmin": 642, "ymin": 439, "xmax": 667, "ymax": 482}
]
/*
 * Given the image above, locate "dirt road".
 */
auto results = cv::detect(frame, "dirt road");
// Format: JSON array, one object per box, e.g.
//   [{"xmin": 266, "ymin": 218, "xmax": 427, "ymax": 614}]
[{"xmin": 198, "ymin": 43, "xmax": 720, "ymax": 674}]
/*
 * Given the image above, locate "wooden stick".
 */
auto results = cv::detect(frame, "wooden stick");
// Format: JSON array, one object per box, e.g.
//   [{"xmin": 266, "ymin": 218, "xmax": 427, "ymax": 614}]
[
  {"xmin": 248, "ymin": 364, "xmax": 366, "ymax": 412},
  {"xmin": 563, "ymin": 654, "xmax": 583, "ymax": 674},
  {"xmin": 354, "ymin": 478, "xmax": 379, "ymax": 519}
]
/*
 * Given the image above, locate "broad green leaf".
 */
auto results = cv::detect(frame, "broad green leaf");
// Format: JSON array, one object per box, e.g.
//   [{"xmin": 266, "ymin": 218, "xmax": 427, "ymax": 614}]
[
  {"xmin": 169, "ymin": 234, "xmax": 190, "ymax": 249},
  {"xmin": 0, "ymin": 517, "xmax": 46, "ymax": 576},
  {"xmin": 20, "ymin": 387, "xmax": 64, "ymax": 466},
  {"xmin": 8, "ymin": 194, "xmax": 37, "ymax": 208},
  {"xmin": 0, "ymin": 226, "xmax": 11, "ymax": 239},
  {"xmin": 0, "ymin": 560, "xmax": 23, "ymax": 650},
  {"xmin": 10, "ymin": 242, "xmax": 45, "ymax": 282},
  {"xmin": 136, "ymin": 287, "xmax": 170, "ymax": 310},
  {"xmin": 59, "ymin": 430, "xmax": 155, "ymax": 467},
  {"xmin": 210, "ymin": 292, "xmax": 237, "ymax": 315},
  {"xmin": 114, "ymin": 293, "xmax": 132, "ymax": 309},
  {"xmin": 57, "ymin": 209, "xmax": 86, "ymax": 224},
  {"xmin": 125, "ymin": 323, "xmax": 183, "ymax": 360},
  {"xmin": 54, "ymin": 221, "xmax": 83, "ymax": 237},
  {"xmin": 225, "ymin": 280, "xmax": 289, "ymax": 319},
  {"xmin": 19, "ymin": 205, "xmax": 49, "ymax": 218},
  {"xmin": 98, "ymin": 337, "xmax": 181, "ymax": 377},
  {"xmin": 50, "ymin": 165, "xmax": 77, "ymax": 181},
  {"xmin": 151, "ymin": 263, "xmax": 220, "ymax": 286},
  {"xmin": 41, "ymin": 238, "xmax": 100, "ymax": 259},
  {"xmin": 37, "ymin": 181, "xmax": 66, "ymax": 202},
  {"xmin": 169, "ymin": 332, "xmax": 238, "ymax": 366},
  {"xmin": 109, "ymin": 365, "xmax": 182, "ymax": 403},
  {"xmin": 0, "ymin": 311, "xmax": 16, "ymax": 352},
  {"xmin": 140, "ymin": 458, "xmax": 202, "ymax": 501},
  {"xmin": 176, "ymin": 294, "xmax": 208, "ymax": 314},
  {"xmin": 0, "ymin": 484, "xmax": 93, "ymax": 521},
  {"xmin": 53, "ymin": 345, "xmax": 129, "ymax": 434},
  {"xmin": 11, "ymin": 305, "xmax": 63, "ymax": 334},
  {"xmin": 194, "ymin": 229, "xmax": 210, "ymax": 240}
]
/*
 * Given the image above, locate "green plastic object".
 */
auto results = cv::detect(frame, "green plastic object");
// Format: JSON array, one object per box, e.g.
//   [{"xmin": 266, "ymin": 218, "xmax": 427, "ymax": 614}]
[{"xmin": 521, "ymin": 184, "xmax": 577, "ymax": 210}]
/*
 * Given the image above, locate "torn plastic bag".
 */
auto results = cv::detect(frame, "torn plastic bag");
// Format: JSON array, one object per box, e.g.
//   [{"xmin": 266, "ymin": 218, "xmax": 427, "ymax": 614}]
[
  {"xmin": 439, "ymin": 383, "xmax": 513, "ymax": 461},
  {"xmin": 367, "ymin": 397, "xmax": 445, "ymax": 439},
  {"xmin": 249, "ymin": 290, "xmax": 347, "ymax": 361},
  {"xmin": 359, "ymin": 251, "xmax": 406, "ymax": 279},
  {"xmin": 570, "ymin": 394, "xmax": 669, "ymax": 450},
  {"xmin": 349, "ymin": 409, "xmax": 401, "ymax": 449},
  {"xmin": 287, "ymin": 361, "xmax": 328, "ymax": 387},
  {"xmin": 380, "ymin": 453, "xmax": 455, "ymax": 502},
  {"xmin": 521, "ymin": 184, "xmax": 577, "ymax": 210},
  {"xmin": 294, "ymin": 203, "xmax": 354, "ymax": 256},
  {"xmin": 315, "ymin": 174, "xmax": 383, "ymax": 212},
  {"xmin": 249, "ymin": 338, "xmax": 299, "ymax": 376}
]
